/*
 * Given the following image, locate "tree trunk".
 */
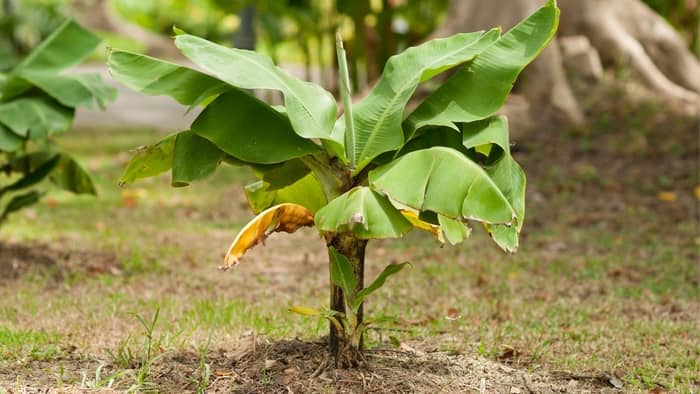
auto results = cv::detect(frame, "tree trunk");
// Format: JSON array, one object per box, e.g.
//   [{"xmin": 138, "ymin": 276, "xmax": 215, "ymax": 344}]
[
  {"xmin": 435, "ymin": 0, "xmax": 700, "ymax": 125},
  {"xmin": 234, "ymin": 5, "xmax": 256, "ymax": 50},
  {"xmin": 326, "ymin": 232, "xmax": 367, "ymax": 368}
]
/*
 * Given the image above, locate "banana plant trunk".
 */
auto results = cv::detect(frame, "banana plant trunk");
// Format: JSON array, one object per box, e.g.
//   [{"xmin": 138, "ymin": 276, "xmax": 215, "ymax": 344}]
[{"xmin": 326, "ymin": 232, "xmax": 367, "ymax": 368}]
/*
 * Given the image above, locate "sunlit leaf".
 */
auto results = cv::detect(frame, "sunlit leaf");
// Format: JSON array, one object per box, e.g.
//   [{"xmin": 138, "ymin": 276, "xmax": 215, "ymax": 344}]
[
  {"xmin": 108, "ymin": 50, "xmax": 229, "ymax": 107},
  {"xmin": 175, "ymin": 34, "xmax": 337, "ymax": 140},
  {"xmin": 349, "ymin": 29, "xmax": 500, "ymax": 173},
  {"xmin": 370, "ymin": 147, "xmax": 516, "ymax": 225},
  {"xmin": 222, "ymin": 203, "xmax": 315, "ymax": 269},
  {"xmin": 315, "ymin": 187, "xmax": 412, "ymax": 239},
  {"xmin": 404, "ymin": 1, "xmax": 559, "ymax": 138}
]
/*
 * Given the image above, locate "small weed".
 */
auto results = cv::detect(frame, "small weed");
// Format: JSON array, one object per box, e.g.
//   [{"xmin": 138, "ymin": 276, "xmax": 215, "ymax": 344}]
[
  {"xmin": 81, "ymin": 363, "xmax": 121, "ymax": 389},
  {"xmin": 105, "ymin": 335, "xmax": 138, "ymax": 369},
  {"xmin": 192, "ymin": 323, "xmax": 215, "ymax": 394},
  {"xmin": 125, "ymin": 308, "xmax": 163, "ymax": 393}
]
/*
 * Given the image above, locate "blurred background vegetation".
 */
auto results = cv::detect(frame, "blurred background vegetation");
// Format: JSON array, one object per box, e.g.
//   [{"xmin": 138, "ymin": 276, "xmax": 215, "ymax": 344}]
[{"xmin": 1, "ymin": 0, "xmax": 696, "ymax": 89}]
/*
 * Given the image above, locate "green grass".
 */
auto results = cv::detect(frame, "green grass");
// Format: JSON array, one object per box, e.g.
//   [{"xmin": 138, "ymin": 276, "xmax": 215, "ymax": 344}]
[{"xmin": 0, "ymin": 327, "xmax": 63, "ymax": 362}]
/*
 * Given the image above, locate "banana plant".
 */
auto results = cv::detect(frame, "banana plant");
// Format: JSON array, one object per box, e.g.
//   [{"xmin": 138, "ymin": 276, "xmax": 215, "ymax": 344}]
[
  {"xmin": 109, "ymin": 0, "xmax": 559, "ymax": 367},
  {"xmin": 0, "ymin": 20, "xmax": 116, "ymax": 224}
]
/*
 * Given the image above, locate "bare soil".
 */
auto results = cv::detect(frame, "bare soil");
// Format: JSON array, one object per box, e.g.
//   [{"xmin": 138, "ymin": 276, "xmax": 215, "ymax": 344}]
[
  {"xmin": 2, "ymin": 339, "xmax": 621, "ymax": 393},
  {"xmin": 0, "ymin": 241, "xmax": 119, "ymax": 282}
]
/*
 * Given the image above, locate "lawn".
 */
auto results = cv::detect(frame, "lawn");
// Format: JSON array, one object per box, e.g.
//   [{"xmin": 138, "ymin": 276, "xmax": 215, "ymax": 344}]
[{"xmin": 0, "ymin": 90, "xmax": 698, "ymax": 392}]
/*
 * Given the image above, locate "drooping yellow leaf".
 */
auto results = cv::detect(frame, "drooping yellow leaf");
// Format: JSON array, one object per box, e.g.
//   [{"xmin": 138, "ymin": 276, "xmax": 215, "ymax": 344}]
[
  {"xmin": 400, "ymin": 210, "xmax": 444, "ymax": 243},
  {"xmin": 694, "ymin": 186, "xmax": 700, "ymax": 200},
  {"xmin": 222, "ymin": 203, "xmax": 314, "ymax": 269},
  {"xmin": 288, "ymin": 306, "xmax": 322, "ymax": 316}
]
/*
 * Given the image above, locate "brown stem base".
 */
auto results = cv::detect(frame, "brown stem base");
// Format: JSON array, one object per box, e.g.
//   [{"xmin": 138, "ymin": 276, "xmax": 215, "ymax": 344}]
[{"xmin": 326, "ymin": 232, "xmax": 367, "ymax": 368}]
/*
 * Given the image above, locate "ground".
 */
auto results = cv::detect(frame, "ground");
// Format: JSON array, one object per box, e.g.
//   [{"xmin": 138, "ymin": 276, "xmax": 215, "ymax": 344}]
[{"xmin": 0, "ymin": 81, "xmax": 698, "ymax": 393}]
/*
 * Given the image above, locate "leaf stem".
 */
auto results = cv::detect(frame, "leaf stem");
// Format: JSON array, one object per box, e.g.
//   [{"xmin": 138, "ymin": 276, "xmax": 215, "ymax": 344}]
[{"xmin": 335, "ymin": 30, "xmax": 356, "ymax": 169}]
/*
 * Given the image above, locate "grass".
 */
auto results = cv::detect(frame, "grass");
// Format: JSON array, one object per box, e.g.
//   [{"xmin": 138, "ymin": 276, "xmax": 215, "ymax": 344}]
[
  {"xmin": 0, "ymin": 327, "xmax": 63, "ymax": 362},
  {"xmin": 0, "ymin": 113, "xmax": 698, "ymax": 392}
]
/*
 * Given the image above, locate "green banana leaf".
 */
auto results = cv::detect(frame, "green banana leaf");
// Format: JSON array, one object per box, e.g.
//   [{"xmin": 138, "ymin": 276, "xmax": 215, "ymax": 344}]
[
  {"xmin": 404, "ymin": 0, "xmax": 559, "ymax": 139},
  {"xmin": 0, "ymin": 190, "xmax": 43, "ymax": 221},
  {"xmin": 349, "ymin": 29, "xmax": 500, "ymax": 173},
  {"xmin": 329, "ymin": 247, "xmax": 358, "ymax": 299},
  {"xmin": 175, "ymin": 34, "xmax": 337, "ymax": 140},
  {"xmin": 108, "ymin": 50, "xmax": 229, "ymax": 107},
  {"xmin": 315, "ymin": 186, "xmax": 412, "ymax": 239},
  {"xmin": 0, "ymin": 124, "xmax": 23, "ymax": 152},
  {"xmin": 438, "ymin": 214, "xmax": 471, "ymax": 245},
  {"xmin": 258, "ymin": 159, "xmax": 310, "ymax": 191},
  {"xmin": 461, "ymin": 115, "xmax": 510, "ymax": 160},
  {"xmin": 483, "ymin": 154, "xmax": 526, "ymax": 252},
  {"xmin": 21, "ymin": 72, "xmax": 117, "ymax": 109},
  {"xmin": 1, "ymin": 19, "xmax": 101, "ymax": 100},
  {"xmin": 120, "ymin": 134, "xmax": 177, "ymax": 186},
  {"xmin": 172, "ymin": 130, "xmax": 224, "ymax": 187},
  {"xmin": 50, "ymin": 154, "xmax": 97, "ymax": 195},
  {"xmin": 461, "ymin": 116, "xmax": 525, "ymax": 252},
  {"xmin": 0, "ymin": 154, "xmax": 60, "ymax": 197},
  {"xmin": 353, "ymin": 261, "xmax": 411, "ymax": 311},
  {"xmin": 0, "ymin": 97, "xmax": 73, "ymax": 139},
  {"xmin": 190, "ymin": 90, "xmax": 320, "ymax": 164},
  {"xmin": 244, "ymin": 174, "xmax": 326, "ymax": 214},
  {"xmin": 369, "ymin": 147, "xmax": 516, "ymax": 225}
]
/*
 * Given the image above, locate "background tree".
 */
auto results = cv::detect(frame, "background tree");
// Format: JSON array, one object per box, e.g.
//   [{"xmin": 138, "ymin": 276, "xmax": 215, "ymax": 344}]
[{"xmin": 434, "ymin": 0, "xmax": 700, "ymax": 125}]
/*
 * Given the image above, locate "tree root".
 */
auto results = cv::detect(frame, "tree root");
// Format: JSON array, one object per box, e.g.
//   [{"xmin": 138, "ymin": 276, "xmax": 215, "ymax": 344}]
[{"xmin": 435, "ymin": 0, "xmax": 700, "ymax": 125}]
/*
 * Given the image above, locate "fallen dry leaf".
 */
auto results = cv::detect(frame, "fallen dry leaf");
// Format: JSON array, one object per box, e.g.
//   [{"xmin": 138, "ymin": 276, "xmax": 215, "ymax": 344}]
[
  {"xmin": 656, "ymin": 191, "xmax": 677, "ymax": 202},
  {"xmin": 498, "ymin": 345, "xmax": 524, "ymax": 361},
  {"xmin": 694, "ymin": 185, "xmax": 700, "ymax": 200},
  {"xmin": 214, "ymin": 369, "xmax": 235, "ymax": 377},
  {"xmin": 45, "ymin": 197, "xmax": 58, "ymax": 208},
  {"xmin": 264, "ymin": 359, "xmax": 278, "ymax": 369},
  {"xmin": 446, "ymin": 308, "xmax": 460, "ymax": 320},
  {"xmin": 222, "ymin": 203, "xmax": 314, "ymax": 269},
  {"xmin": 122, "ymin": 188, "xmax": 147, "ymax": 208}
]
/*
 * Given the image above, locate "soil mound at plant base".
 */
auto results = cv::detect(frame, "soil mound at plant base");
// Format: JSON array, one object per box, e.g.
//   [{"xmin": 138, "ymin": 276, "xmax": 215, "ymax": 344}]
[
  {"xmin": 149, "ymin": 340, "xmax": 619, "ymax": 393},
  {"xmin": 0, "ymin": 241, "xmax": 118, "ymax": 281}
]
